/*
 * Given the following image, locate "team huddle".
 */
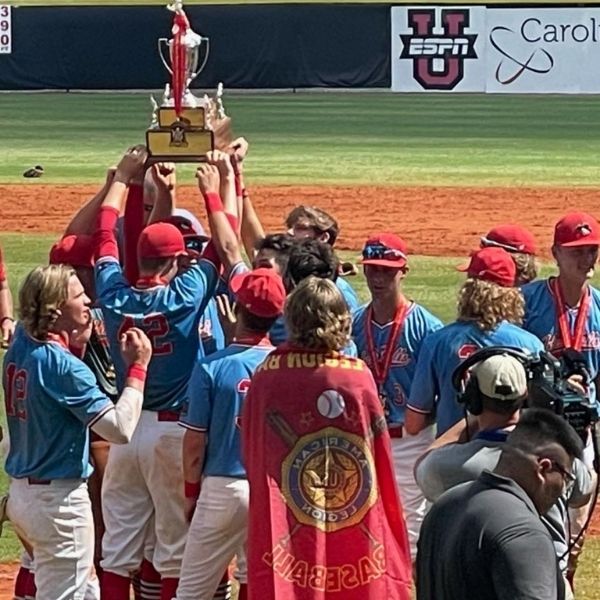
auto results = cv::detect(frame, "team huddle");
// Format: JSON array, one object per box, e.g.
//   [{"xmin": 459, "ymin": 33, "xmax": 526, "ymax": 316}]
[{"xmin": 0, "ymin": 140, "xmax": 598, "ymax": 600}]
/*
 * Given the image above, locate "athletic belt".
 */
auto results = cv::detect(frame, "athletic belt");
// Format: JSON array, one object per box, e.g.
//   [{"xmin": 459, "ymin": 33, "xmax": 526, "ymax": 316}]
[
  {"xmin": 26, "ymin": 478, "xmax": 86, "ymax": 485},
  {"xmin": 157, "ymin": 410, "xmax": 181, "ymax": 422},
  {"xmin": 388, "ymin": 426, "xmax": 404, "ymax": 439}
]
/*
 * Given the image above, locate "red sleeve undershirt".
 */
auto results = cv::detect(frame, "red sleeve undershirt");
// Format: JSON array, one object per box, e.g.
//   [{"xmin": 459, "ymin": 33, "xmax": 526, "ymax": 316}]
[
  {"xmin": 94, "ymin": 206, "xmax": 120, "ymax": 262},
  {"xmin": 123, "ymin": 185, "xmax": 144, "ymax": 285}
]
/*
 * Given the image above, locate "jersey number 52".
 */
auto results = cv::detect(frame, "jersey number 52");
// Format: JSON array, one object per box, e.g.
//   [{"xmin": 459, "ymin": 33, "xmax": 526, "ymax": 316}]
[{"xmin": 119, "ymin": 314, "xmax": 173, "ymax": 356}]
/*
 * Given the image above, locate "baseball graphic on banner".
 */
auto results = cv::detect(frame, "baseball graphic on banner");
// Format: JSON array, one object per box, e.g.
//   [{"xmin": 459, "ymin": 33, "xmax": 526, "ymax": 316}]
[{"xmin": 316, "ymin": 389, "xmax": 346, "ymax": 419}]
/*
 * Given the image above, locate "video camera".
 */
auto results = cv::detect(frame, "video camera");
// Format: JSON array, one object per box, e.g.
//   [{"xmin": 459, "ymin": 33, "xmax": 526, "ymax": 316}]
[
  {"xmin": 527, "ymin": 349, "xmax": 598, "ymax": 440},
  {"xmin": 453, "ymin": 346, "xmax": 599, "ymax": 440}
]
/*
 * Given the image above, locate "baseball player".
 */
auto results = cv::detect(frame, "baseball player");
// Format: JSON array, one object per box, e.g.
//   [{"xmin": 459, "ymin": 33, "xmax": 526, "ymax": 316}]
[
  {"xmin": 480, "ymin": 223, "xmax": 538, "ymax": 285},
  {"xmin": 522, "ymin": 211, "xmax": 600, "ymax": 399},
  {"xmin": 95, "ymin": 148, "xmax": 243, "ymax": 599},
  {"xmin": 285, "ymin": 204, "xmax": 360, "ymax": 311},
  {"xmin": 405, "ymin": 246, "xmax": 544, "ymax": 437},
  {"xmin": 137, "ymin": 162, "xmax": 239, "ymax": 600},
  {"xmin": 242, "ymin": 277, "xmax": 412, "ymax": 600},
  {"xmin": 48, "ymin": 233, "xmax": 118, "ymax": 580},
  {"xmin": 351, "ymin": 232, "xmax": 442, "ymax": 560},
  {"xmin": 4, "ymin": 264, "xmax": 151, "ymax": 600},
  {"xmin": 521, "ymin": 211, "xmax": 600, "ymax": 583},
  {"xmin": 176, "ymin": 268, "xmax": 285, "ymax": 600}
]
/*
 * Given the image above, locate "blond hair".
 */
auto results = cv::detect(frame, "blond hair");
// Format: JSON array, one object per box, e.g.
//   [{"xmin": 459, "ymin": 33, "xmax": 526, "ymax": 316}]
[
  {"xmin": 285, "ymin": 277, "xmax": 351, "ymax": 351},
  {"xmin": 457, "ymin": 278, "xmax": 524, "ymax": 331},
  {"xmin": 19, "ymin": 264, "xmax": 74, "ymax": 339},
  {"xmin": 512, "ymin": 252, "xmax": 538, "ymax": 285}
]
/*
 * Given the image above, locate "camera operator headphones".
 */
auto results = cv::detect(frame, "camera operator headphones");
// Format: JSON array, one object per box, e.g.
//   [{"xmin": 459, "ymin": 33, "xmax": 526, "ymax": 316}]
[{"xmin": 451, "ymin": 346, "xmax": 533, "ymax": 416}]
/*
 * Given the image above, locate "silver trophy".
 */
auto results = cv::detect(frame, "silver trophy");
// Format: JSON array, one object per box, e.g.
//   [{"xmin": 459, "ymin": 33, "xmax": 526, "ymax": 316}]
[{"xmin": 157, "ymin": 1, "xmax": 210, "ymax": 108}]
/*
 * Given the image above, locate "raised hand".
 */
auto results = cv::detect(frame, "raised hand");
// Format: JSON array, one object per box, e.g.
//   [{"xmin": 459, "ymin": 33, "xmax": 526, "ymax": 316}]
[
  {"xmin": 115, "ymin": 145, "xmax": 148, "ymax": 185},
  {"xmin": 120, "ymin": 327, "xmax": 152, "ymax": 368},
  {"xmin": 206, "ymin": 150, "xmax": 234, "ymax": 180},
  {"xmin": 227, "ymin": 137, "xmax": 249, "ymax": 175},
  {"xmin": 151, "ymin": 162, "xmax": 176, "ymax": 193},
  {"xmin": 196, "ymin": 164, "xmax": 221, "ymax": 196}
]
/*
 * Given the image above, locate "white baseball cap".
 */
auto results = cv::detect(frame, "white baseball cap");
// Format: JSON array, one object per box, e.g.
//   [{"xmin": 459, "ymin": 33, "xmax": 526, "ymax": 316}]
[{"xmin": 473, "ymin": 354, "xmax": 528, "ymax": 401}]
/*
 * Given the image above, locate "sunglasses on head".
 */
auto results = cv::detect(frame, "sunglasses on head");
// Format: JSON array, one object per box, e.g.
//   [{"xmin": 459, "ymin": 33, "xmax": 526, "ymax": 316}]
[
  {"xmin": 184, "ymin": 236, "xmax": 206, "ymax": 254},
  {"xmin": 362, "ymin": 243, "xmax": 406, "ymax": 262}
]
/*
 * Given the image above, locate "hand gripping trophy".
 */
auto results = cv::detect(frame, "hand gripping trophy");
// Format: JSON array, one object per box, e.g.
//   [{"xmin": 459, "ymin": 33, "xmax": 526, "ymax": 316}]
[{"xmin": 146, "ymin": 1, "xmax": 232, "ymax": 162}]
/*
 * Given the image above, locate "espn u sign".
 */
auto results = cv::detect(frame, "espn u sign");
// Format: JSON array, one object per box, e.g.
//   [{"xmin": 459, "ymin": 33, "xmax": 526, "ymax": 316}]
[{"xmin": 391, "ymin": 6, "xmax": 600, "ymax": 93}]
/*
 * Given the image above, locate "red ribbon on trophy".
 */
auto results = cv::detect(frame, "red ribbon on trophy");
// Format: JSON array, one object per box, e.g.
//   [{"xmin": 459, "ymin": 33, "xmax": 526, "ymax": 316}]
[{"xmin": 171, "ymin": 9, "xmax": 190, "ymax": 117}]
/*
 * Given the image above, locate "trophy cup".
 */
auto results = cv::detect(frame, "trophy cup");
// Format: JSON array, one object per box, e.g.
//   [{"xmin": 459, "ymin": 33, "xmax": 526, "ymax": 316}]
[{"xmin": 146, "ymin": 1, "xmax": 232, "ymax": 163}]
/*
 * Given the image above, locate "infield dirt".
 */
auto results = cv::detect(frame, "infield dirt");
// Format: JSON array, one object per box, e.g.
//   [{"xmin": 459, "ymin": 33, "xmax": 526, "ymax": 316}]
[
  {"xmin": 0, "ymin": 182, "xmax": 599, "ymax": 596},
  {"xmin": 2, "ymin": 183, "xmax": 600, "ymax": 257}
]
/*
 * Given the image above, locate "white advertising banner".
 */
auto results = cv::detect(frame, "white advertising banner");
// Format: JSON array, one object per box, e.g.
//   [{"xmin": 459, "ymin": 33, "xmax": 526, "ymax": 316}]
[
  {"xmin": 392, "ymin": 6, "xmax": 600, "ymax": 93},
  {"xmin": 391, "ymin": 6, "xmax": 486, "ymax": 92},
  {"xmin": 486, "ymin": 9, "xmax": 600, "ymax": 93}
]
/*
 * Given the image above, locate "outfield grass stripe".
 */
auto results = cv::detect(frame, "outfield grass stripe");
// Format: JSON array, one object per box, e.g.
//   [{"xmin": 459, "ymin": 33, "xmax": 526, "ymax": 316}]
[{"xmin": 2, "ymin": 93, "xmax": 600, "ymax": 186}]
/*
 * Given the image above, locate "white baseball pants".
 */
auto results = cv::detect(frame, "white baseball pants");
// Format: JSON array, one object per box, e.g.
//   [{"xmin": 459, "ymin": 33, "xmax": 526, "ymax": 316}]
[
  {"xmin": 101, "ymin": 410, "xmax": 188, "ymax": 578},
  {"xmin": 391, "ymin": 424, "xmax": 435, "ymax": 561},
  {"xmin": 176, "ymin": 477, "xmax": 248, "ymax": 600},
  {"xmin": 7, "ymin": 478, "xmax": 95, "ymax": 600}
]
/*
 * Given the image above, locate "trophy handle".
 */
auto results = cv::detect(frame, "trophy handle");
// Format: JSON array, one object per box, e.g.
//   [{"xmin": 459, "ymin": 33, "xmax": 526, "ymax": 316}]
[
  {"xmin": 158, "ymin": 38, "xmax": 173, "ymax": 75},
  {"xmin": 191, "ymin": 37, "xmax": 210, "ymax": 81}
]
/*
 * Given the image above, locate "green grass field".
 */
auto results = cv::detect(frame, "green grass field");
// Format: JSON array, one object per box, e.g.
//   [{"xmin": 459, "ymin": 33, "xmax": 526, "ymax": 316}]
[
  {"xmin": 2, "ymin": 89, "xmax": 600, "ymax": 593},
  {"xmin": 2, "ymin": 92, "xmax": 600, "ymax": 186}
]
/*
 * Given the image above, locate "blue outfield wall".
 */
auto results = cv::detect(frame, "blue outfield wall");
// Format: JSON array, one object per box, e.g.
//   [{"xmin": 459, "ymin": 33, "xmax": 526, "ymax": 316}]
[{"xmin": 0, "ymin": 4, "xmax": 391, "ymax": 90}]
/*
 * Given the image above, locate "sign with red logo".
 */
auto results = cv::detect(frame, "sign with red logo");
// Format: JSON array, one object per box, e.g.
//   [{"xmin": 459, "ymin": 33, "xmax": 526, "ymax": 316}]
[{"xmin": 392, "ymin": 6, "xmax": 486, "ymax": 92}]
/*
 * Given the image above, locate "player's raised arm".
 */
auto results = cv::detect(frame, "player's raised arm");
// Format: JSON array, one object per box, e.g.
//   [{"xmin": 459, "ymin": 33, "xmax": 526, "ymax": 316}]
[
  {"xmin": 196, "ymin": 156, "xmax": 243, "ymax": 274},
  {"xmin": 147, "ymin": 162, "xmax": 177, "ymax": 224},
  {"xmin": 228, "ymin": 137, "xmax": 266, "ymax": 261},
  {"xmin": 64, "ymin": 166, "xmax": 117, "ymax": 236},
  {"xmin": 94, "ymin": 146, "xmax": 148, "ymax": 263}
]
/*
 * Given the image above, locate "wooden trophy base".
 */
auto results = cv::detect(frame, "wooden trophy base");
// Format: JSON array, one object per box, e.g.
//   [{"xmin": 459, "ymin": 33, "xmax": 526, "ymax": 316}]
[{"xmin": 146, "ymin": 106, "xmax": 232, "ymax": 164}]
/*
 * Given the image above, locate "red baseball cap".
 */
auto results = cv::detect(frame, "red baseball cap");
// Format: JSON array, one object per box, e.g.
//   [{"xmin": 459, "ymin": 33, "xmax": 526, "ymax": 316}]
[
  {"xmin": 138, "ymin": 222, "xmax": 187, "ymax": 259},
  {"xmin": 230, "ymin": 267, "xmax": 286, "ymax": 318},
  {"xmin": 481, "ymin": 224, "xmax": 537, "ymax": 255},
  {"xmin": 458, "ymin": 247, "xmax": 516, "ymax": 287},
  {"xmin": 49, "ymin": 234, "xmax": 95, "ymax": 267},
  {"xmin": 360, "ymin": 233, "xmax": 408, "ymax": 269},
  {"xmin": 554, "ymin": 212, "xmax": 600, "ymax": 247}
]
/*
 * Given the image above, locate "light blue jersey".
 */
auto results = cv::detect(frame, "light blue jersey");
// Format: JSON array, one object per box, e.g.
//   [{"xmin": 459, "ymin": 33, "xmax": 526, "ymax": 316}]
[
  {"xmin": 4, "ymin": 324, "xmax": 113, "ymax": 479},
  {"xmin": 407, "ymin": 320, "xmax": 544, "ymax": 436},
  {"xmin": 95, "ymin": 257, "xmax": 218, "ymax": 412},
  {"xmin": 352, "ymin": 302, "xmax": 443, "ymax": 426},
  {"xmin": 181, "ymin": 341, "xmax": 274, "ymax": 478},
  {"xmin": 337, "ymin": 277, "xmax": 360, "ymax": 312},
  {"xmin": 523, "ymin": 279, "xmax": 600, "ymax": 402}
]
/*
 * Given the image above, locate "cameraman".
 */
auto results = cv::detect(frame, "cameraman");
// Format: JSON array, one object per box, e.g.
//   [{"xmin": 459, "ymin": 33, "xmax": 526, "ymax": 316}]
[{"xmin": 414, "ymin": 353, "xmax": 592, "ymax": 598}]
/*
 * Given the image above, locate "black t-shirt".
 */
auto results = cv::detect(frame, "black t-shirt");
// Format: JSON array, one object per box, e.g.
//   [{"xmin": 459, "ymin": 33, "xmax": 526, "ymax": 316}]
[{"xmin": 417, "ymin": 471, "xmax": 565, "ymax": 600}]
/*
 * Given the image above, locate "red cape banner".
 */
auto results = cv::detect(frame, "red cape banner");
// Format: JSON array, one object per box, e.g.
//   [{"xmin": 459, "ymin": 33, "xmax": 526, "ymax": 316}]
[{"xmin": 242, "ymin": 344, "xmax": 412, "ymax": 600}]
